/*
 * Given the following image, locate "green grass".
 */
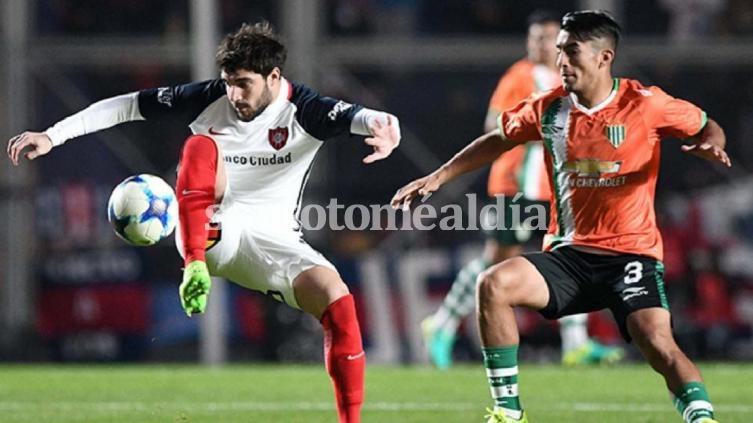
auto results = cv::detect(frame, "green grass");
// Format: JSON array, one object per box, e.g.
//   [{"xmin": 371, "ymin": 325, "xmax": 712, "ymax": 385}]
[{"xmin": 0, "ymin": 363, "xmax": 750, "ymax": 422}]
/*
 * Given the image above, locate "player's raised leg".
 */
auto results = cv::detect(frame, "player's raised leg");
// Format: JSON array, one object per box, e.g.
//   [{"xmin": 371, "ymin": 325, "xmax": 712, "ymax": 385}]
[
  {"xmin": 294, "ymin": 266, "xmax": 365, "ymax": 423},
  {"xmin": 175, "ymin": 134, "xmax": 225, "ymax": 316},
  {"xmin": 627, "ymin": 308, "xmax": 718, "ymax": 423},
  {"xmin": 477, "ymin": 257, "xmax": 549, "ymax": 423}
]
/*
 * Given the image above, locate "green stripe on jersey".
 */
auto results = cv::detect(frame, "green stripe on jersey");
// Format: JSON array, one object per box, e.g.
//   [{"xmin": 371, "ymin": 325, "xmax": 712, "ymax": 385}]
[{"xmin": 541, "ymin": 96, "xmax": 574, "ymax": 243}]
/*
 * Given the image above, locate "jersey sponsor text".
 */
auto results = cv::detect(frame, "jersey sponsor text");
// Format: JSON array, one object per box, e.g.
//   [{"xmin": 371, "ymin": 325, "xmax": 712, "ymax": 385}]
[{"xmin": 224, "ymin": 152, "xmax": 292, "ymax": 166}]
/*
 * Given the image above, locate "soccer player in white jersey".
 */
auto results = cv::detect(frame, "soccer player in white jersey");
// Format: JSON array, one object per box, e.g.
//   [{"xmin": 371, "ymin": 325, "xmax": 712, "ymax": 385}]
[{"xmin": 7, "ymin": 22, "xmax": 401, "ymax": 423}]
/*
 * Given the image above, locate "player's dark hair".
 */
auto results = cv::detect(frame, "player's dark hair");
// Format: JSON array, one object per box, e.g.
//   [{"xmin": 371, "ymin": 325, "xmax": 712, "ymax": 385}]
[
  {"xmin": 561, "ymin": 10, "xmax": 621, "ymax": 49},
  {"xmin": 527, "ymin": 9, "xmax": 561, "ymax": 27},
  {"xmin": 216, "ymin": 21, "xmax": 287, "ymax": 76}
]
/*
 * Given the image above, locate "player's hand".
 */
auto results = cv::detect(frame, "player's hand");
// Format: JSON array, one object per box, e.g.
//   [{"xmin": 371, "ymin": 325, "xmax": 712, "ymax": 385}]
[
  {"xmin": 363, "ymin": 115, "xmax": 400, "ymax": 164},
  {"xmin": 681, "ymin": 142, "xmax": 731, "ymax": 167},
  {"xmin": 390, "ymin": 171, "xmax": 444, "ymax": 210},
  {"xmin": 7, "ymin": 132, "xmax": 53, "ymax": 166},
  {"xmin": 179, "ymin": 260, "xmax": 212, "ymax": 317}
]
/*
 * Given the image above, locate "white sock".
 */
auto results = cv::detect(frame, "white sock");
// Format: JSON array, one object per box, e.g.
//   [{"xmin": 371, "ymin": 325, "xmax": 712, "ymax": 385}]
[{"xmin": 559, "ymin": 313, "xmax": 588, "ymax": 353}]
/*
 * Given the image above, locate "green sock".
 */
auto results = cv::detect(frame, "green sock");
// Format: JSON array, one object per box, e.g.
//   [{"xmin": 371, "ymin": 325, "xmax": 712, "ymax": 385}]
[
  {"xmin": 672, "ymin": 382, "xmax": 714, "ymax": 422},
  {"xmin": 483, "ymin": 345, "xmax": 522, "ymax": 419},
  {"xmin": 433, "ymin": 258, "xmax": 489, "ymax": 333}
]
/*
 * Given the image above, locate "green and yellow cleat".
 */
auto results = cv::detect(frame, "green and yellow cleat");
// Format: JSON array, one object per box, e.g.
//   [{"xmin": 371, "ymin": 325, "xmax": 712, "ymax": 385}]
[
  {"xmin": 421, "ymin": 316, "xmax": 455, "ymax": 370},
  {"xmin": 562, "ymin": 339, "xmax": 625, "ymax": 366},
  {"xmin": 179, "ymin": 260, "xmax": 211, "ymax": 316},
  {"xmin": 484, "ymin": 408, "xmax": 529, "ymax": 423},
  {"xmin": 695, "ymin": 419, "xmax": 719, "ymax": 423}
]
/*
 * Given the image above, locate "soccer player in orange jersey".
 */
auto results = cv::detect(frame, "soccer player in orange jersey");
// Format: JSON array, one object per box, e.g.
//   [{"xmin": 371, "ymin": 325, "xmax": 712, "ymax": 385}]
[
  {"xmin": 393, "ymin": 10, "xmax": 727, "ymax": 423},
  {"xmin": 421, "ymin": 9, "xmax": 623, "ymax": 370}
]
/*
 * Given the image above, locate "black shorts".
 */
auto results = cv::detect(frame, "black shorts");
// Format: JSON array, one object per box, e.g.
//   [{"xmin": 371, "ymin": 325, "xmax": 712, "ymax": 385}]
[
  {"xmin": 483, "ymin": 197, "xmax": 549, "ymax": 246},
  {"xmin": 523, "ymin": 246, "xmax": 669, "ymax": 342}
]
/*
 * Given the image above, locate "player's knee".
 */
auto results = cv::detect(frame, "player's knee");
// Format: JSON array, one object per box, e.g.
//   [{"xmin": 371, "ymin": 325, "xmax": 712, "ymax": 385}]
[
  {"xmin": 180, "ymin": 134, "xmax": 218, "ymax": 163},
  {"xmin": 293, "ymin": 266, "xmax": 350, "ymax": 318},
  {"xmin": 327, "ymin": 281, "xmax": 351, "ymax": 305},
  {"xmin": 476, "ymin": 259, "xmax": 524, "ymax": 307}
]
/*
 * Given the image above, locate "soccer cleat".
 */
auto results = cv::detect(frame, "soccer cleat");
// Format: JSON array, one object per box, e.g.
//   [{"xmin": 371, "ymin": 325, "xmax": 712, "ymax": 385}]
[
  {"xmin": 562, "ymin": 339, "xmax": 625, "ymax": 366},
  {"xmin": 484, "ymin": 408, "xmax": 529, "ymax": 423},
  {"xmin": 421, "ymin": 316, "xmax": 455, "ymax": 370},
  {"xmin": 179, "ymin": 260, "xmax": 211, "ymax": 316},
  {"xmin": 694, "ymin": 419, "xmax": 719, "ymax": 423}
]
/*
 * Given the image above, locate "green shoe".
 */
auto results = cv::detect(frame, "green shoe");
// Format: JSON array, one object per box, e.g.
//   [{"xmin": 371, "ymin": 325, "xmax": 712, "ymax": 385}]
[
  {"xmin": 484, "ymin": 408, "xmax": 528, "ymax": 423},
  {"xmin": 179, "ymin": 260, "xmax": 211, "ymax": 316},
  {"xmin": 696, "ymin": 419, "xmax": 719, "ymax": 423},
  {"xmin": 421, "ymin": 316, "xmax": 455, "ymax": 370},
  {"xmin": 562, "ymin": 339, "xmax": 625, "ymax": 366}
]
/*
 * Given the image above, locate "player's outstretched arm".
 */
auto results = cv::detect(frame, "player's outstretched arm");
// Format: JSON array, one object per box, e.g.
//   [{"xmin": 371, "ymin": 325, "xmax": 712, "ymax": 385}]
[
  {"xmin": 7, "ymin": 132, "xmax": 53, "ymax": 166},
  {"xmin": 6, "ymin": 92, "xmax": 144, "ymax": 166},
  {"xmin": 390, "ymin": 129, "xmax": 515, "ymax": 209},
  {"xmin": 681, "ymin": 118, "xmax": 730, "ymax": 167}
]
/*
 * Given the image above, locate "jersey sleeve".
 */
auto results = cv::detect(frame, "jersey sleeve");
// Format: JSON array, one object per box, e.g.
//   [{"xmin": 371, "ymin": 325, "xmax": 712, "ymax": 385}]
[
  {"xmin": 648, "ymin": 86, "xmax": 708, "ymax": 139},
  {"xmin": 497, "ymin": 95, "xmax": 544, "ymax": 144},
  {"xmin": 290, "ymin": 83, "xmax": 364, "ymax": 141},
  {"xmin": 137, "ymin": 79, "xmax": 226, "ymax": 123}
]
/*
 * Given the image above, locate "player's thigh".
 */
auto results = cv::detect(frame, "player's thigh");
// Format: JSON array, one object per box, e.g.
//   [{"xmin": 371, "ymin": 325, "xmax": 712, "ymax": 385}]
[
  {"xmin": 292, "ymin": 266, "xmax": 350, "ymax": 319},
  {"xmin": 478, "ymin": 256, "xmax": 550, "ymax": 309},
  {"xmin": 522, "ymin": 248, "xmax": 601, "ymax": 317},
  {"xmin": 605, "ymin": 255, "xmax": 668, "ymax": 342},
  {"xmin": 194, "ymin": 208, "xmax": 337, "ymax": 309}
]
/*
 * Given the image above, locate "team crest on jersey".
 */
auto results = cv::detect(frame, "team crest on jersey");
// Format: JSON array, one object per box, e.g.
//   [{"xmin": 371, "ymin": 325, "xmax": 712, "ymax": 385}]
[
  {"xmin": 605, "ymin": 124, "xmax": 626, "ymax": 148},
  {"xmin": 268, "ymin": 127, "xmax": 289, "ymax": 150}
]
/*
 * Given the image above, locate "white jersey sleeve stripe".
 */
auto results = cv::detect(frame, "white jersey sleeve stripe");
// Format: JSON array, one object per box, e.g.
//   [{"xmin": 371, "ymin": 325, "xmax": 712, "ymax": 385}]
[{"xmin": 44, "ymin": 92, "xmax": 143, "ymax": 147}]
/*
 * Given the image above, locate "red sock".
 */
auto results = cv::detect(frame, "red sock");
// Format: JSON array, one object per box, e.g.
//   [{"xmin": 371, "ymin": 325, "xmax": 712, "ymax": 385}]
[
  {"xmin": 176, "ymin": 135, "xmax": 217, "ymax": 265},
  {"xmin": 320, "ymin": 294, "xmax": 365, "ymax": 423}
]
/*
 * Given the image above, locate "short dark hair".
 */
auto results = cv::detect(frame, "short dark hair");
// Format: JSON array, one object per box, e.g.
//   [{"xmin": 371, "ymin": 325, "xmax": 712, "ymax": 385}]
[
  {"xmin": 561, "ymin": 10, "xmax": 621, "ymax": 49},
  {"xmin": 527, "ymin": 9, "xmax": 561, "ymax": 28},
  {"xmin": 215, "ymin": 22, "xmax": 287, "ymax": 76}
]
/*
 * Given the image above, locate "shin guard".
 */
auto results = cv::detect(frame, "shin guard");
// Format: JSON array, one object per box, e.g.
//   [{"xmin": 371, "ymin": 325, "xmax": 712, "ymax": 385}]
[
  {"xmin": 320, "ymin": 294, "xmax": 365, "ymax": 423},
  {"xmin": 176, "ymin": 135, "xmax": 218, "ymax": 265}
]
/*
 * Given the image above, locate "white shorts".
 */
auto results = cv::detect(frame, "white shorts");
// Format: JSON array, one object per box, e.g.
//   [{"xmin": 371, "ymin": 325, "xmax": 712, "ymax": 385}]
[{"xmin": 175, "ymin": 204, "xmax": 336, "ymax": 309}]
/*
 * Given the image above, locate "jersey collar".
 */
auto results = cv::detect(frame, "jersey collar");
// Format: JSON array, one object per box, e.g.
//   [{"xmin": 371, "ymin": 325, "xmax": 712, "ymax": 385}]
[{"xmin": 569, "ymin": 78, "xmax": 620, "ymax": 115}]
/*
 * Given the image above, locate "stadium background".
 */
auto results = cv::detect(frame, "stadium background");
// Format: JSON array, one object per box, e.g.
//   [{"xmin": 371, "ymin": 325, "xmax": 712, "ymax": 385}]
[{"xmin": 1, "ymin": 0, "xmax": 753, "ymax": 368}]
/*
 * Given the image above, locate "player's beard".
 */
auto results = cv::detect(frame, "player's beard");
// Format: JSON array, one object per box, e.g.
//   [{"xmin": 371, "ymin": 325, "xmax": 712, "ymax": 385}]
[
  {"xmin": 561, "ymin": 74, "xmax": 577, "ymax": 93},
  {"xmin": 235, "ymin": 86, "xmax": 274, "ymax": 122}
]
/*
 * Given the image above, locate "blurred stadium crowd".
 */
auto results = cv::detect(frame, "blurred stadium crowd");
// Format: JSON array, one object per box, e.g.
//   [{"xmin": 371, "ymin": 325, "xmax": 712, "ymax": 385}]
[{"xmin": 3, "ymin": 0, "xmax": 753, "ymax": 363}]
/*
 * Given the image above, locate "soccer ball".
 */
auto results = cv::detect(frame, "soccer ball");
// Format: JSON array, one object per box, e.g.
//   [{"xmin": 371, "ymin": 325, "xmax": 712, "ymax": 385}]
[{"xmin": 107, "ymin": 174, "xmax": 178, "ymax": 246}]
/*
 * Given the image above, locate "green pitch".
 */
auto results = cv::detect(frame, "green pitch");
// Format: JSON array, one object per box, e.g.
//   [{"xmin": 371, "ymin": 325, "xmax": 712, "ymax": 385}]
[{"xmin": 0, "ymin": 363, "xmax": 750, "ymax": 422}]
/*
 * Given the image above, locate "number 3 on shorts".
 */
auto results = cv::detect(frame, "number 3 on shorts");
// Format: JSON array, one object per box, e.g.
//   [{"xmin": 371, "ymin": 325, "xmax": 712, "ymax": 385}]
[{"xmin": 623, "ymin": 261, "xmax": 643, "ymax": 284}]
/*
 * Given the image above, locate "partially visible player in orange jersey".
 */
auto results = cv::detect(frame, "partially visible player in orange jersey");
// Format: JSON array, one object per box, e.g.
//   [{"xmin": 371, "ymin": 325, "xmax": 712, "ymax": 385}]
[
  {"xmin": 421, "ymin": 10, "xmax": 623, "ymax": 371},
  {"xmin": 393, "ymin": 10, "xmax": 727, "ymax": 423}
]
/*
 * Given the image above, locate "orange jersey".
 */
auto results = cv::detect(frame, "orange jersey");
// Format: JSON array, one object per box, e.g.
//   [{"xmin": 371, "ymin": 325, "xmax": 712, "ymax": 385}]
[
  {"xmin": 487, "ymin": 59, "xmax": 559, "ymax": 200},
  {"xmin": 498, "ymin": 78, "xmax": 707, "ymax": 260}
]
